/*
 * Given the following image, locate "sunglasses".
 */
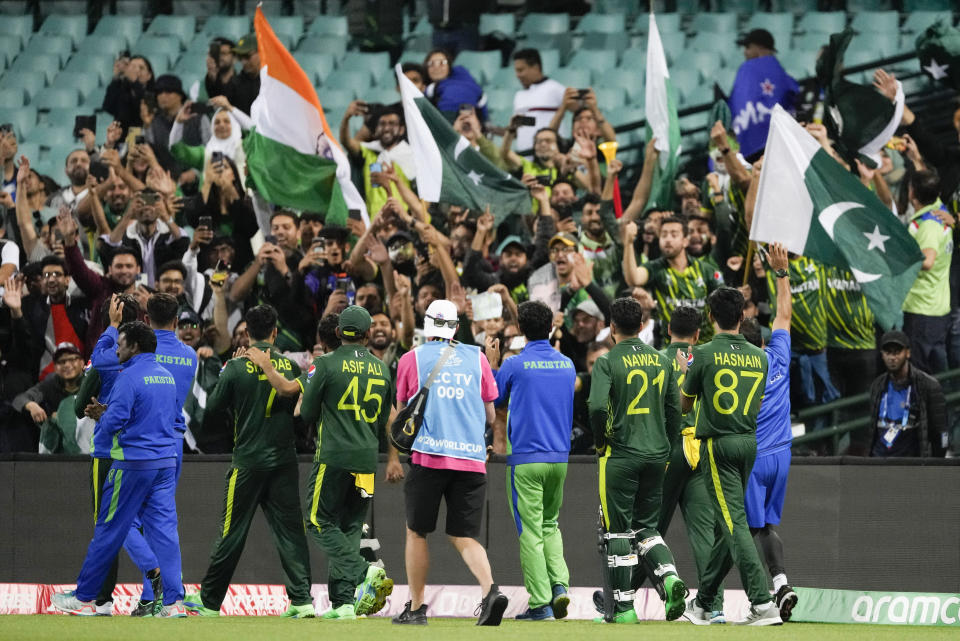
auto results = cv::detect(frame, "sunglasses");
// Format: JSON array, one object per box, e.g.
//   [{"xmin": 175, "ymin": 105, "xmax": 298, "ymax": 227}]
[{"xmin": 427, "ymin": 315, "xmax": 458, "ymax": 329}]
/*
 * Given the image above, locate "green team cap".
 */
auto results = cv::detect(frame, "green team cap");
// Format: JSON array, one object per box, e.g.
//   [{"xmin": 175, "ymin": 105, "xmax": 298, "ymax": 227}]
[{"xmin": 339, "ymin": 305, "xmax": 372, "ymax": 338}]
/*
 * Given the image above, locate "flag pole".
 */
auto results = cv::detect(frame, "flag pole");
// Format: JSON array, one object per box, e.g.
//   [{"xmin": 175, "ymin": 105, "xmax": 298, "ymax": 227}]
[{"xmin": 742, "ymin": 241, "xmax": 754, "ymax": 287}]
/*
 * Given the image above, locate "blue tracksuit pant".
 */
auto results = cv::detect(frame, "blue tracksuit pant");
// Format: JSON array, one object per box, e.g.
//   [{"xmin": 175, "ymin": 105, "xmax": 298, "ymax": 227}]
[
  {"xmin": 75, "ymin": 462, "xmax": 184, "ymax": 605},
  {"xmin": 123, "ymin": 439, "xmax": 184, "ymax": 601}
]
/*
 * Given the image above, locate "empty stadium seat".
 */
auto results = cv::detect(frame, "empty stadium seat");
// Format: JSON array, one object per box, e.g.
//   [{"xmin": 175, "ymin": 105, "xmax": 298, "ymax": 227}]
[
  {"xmin": 11, "ymin": 54, "xmax": 62, "ymax": 84},
  {"xmin": 16, "ymin": 141, "xmax": 41, "ymax": 164},
  {"xmin": 796, "ymin": 12, "xmax": 846, "ymax": 35},
  {"xmin": 593, "ymin": 86, "xmax": 626, "ymax": 110},
  {"xmin": 51, "ymin": 71, "xmax": 101, "ymax": 99},
  {"xmin": 576, "ymin": 13, "xmax": 626, "ymax": 35},
  {"xmin": 904, "ymin": 0, "xmax": 954, "ymax": 9},
  {"xmin": 486, "ymin": 88, "xmax": 514, "ymax": 113},
  {"xmin": 27, "ymin": 124, "xmax": 74, "ymax": 150},
  {"xmin": 0, "ymin": 106, "xmax": 38, "ymax": 139},
  {"xmin": 318, "ymin": 88, "xmax": 354, "ymax": 111},
  {"xmin": 32, "ymin": 87, "xmax": 79, "ymax": 111},
  {"xmin": 687, "ymin": 32, "xmax": 733, "ymax": 67},
  {"xmin": 479, "ymin": 13, "xmax": 515, "ymax": 37},
  {"xmin": 296, "ymin": 36, "xmax": 348, "ymax": 58},
  {"xmin": 674, "ymin": 51, "xmax": 724, "ymax": 79},
  {"xmin": 690, "ymin": 13, "xmax": 737, "ymax": 36},
  {"xmin": 80, "ymin": 86, "xmax": 106, "ymax": 109},
  {"xmin": 64, "ymin": 54, "xmax": 113, "ymax": 86},
  {"xmin": 567, "ymin": 49, "xmax": 612, "ymax": 75},
  {"xmin": 0, "ymin": 72, "xmax": 46, "ymax": 102},
  {"xmin": 746, "ymin": 12, "xmax": 795, "ymax": 35},
  {"xmin": 791, "ymin": 32, "xmax": 831, "ymax": 53},
  {"xmin": 454, "ymin": 50, "xmax": 502, "ymax": 84},
  {"xmin": 339, "ymin": 52, "xmax": 390, "ymax": 77},
  {"xmin": 323, "ymin": 70, "xmax": 372, "ymax": 96},
  {"xmin": 39, "ymin": 14, "xmax": 88, "ymax": 47},
  {"xmin": 0, "ymin": 39, "xmax": 21, "ymax": 69},
  {"xmin": 519, "ymin": 13, "xmax": 570, "ymax": 36},
  {"xmin": 582, "ymin": 32, "xmax": 630, "ymax": 52},
  {"xmin": 267, "ymin": 16, "xmax": 305, "ymax": 49},
  {"xmin": 92, "ymin": 15, "xmax": 142, "ymax": 48},
  {"xmin": 135, "ymin": 35, "xmax": 182, "ymax": 61},
  {"xmin": 850, "ymin": 11, "xmax": 900, "ymax": 35},
  {"xmin": 77, "ymin": 34, "xmax": 128, "ymax": 58},
  {"xmin": 902, "ymin": 11, "xmax": 953, "ymax": 34},
  {"xmin": 364, "ymin": 88, "xmax": 401, "ymax": 105},
  {"xmin": 202, "ymin": 16, "xmax": 251, "ymax": 41},
  {"xmin": 632, "ymin": 12, "xmax": 680, "ymax": 36},
  {"xmin": 520, "ymin": 34, "xmax": 572, "ymax": 63},
  {"xmin": 670, "ymin": 68, "xmax": 701, "ymax": 101},
  {"xmin": 534, "ymin": 49, "xmax": 561, "ymax": 74},
  {"xmin": 552, "ymin": 67, "xmax": 591, "ymax": 90},
  {"xmin": 294, "ymin": 52, "xmax": 337, "ymax": 84},
  {"xmin": 25, "ymin": 36, "xmax": 73, "ymax": 64},
  {"xmin": 307, "ymin": 15, "xmax": 348, "ymax": 37},
  {"xmin": 147, "ymin": 15, "xmax": 197, "ymax": 48},
  {"xmin": 489, "ymin": 66, "xmax": 519, "ymax": 89},
  {"xmin": 680, "ymin": 83, "xmax": 713, "ymax": 108},
  {"xmin": 0, "ymin": 15, "xmax": 34, "ymax": 51},
  {"xmin": 0, "ymin": 88, "xmax": 27, "ymax": 109}
]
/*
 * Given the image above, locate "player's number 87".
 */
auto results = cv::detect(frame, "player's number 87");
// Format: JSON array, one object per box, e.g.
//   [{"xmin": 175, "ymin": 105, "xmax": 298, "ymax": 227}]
[{"xmin": 712, "ymin": 368, "xmax": 763, "ymax": 416}]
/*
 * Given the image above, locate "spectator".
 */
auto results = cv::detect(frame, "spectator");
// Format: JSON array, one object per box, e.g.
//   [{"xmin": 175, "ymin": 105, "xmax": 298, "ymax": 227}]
[
  {"xmin": 511, "ymin": 49, "xmax": 567, "ymax": 153},
  {"xmin": 870, "ymin": 330, "xmax": 946, "ymax": 458},
  {"xmin": 197, "ymin": 155, "xmax": 258, "ymax": 268},
  {"xmin": 502, "ymin": 127, "xmax": 562, "ymax": 186},
  {"xmin": 22, "ymin": 255, "xmax": 88, "ymax": 379},
  {"xmin": 1, "ymin": 124, "xmax": 16, "ymax": 209},
  {"xmin": 423, "ymin": 49, "xmax": 489, "ymax": 123},
  {"xmin": 170, "ymin": 104, "xmax": 251, "ymax": 182},
  {"xmin": 47, "ymin": 150, "xmax": 91, "ymax": 212},
  {"xmin": 144, "ymin": 75, "xmax": 211, "ymax": 157},
  {"xmin": 1, "ymin": 275, "xmax": 39, "ymax": 452},
  {"xmin": 59, "ymin": 212, "xmax": 143, "ymax": 354},
  {"xmin": 400, "ymin": 62, "xmax": 428, "ymax": 92},
  {"xmin": 428, "ymin": 0, "xmax": 483, "ymax": 54},
  {"xmin": 12, "ymin": 341, "xmax": 84, "ymax": 452},
  {"xmin": 528, "ymin": 231, "xmax": 611, "ymax": 330},
  {"xmin": 204, "ymin": 37, "xmax": 237, "ymax": 106},
  {"xmin": 559, "ymin": 298, "xmax": 605, "ymax": 373},
  {"xmin": 578, "ymin": 192, "xmax": 622, "ymax": 300},
  {"xmin": 215, "ymin": 33, "xmax": 261, "ymax": 116},
  {"xmin": 902, "ymin": 169, "xmax": 952, "ymax": 374},
  {"xmin": 102, "ymin": 54, "xmax": 154, "ymax": 132},
  {"xmin": 13, "ymin": 158, "xmax": 60, "ymax": 261},
  {"xmin": 104, "ymin": 188, "xmax": 189, "ymax": 287},
  {"xmin": 175, "ymin": 307, "xmax": 203, "ymax": 350},
  {"xmin": 340, "ymin": 103, "xmax": 416, "ymax": 216},
  {"xmin": 452, "ymin": 107, "xmax": 500, "ymax": 167}
]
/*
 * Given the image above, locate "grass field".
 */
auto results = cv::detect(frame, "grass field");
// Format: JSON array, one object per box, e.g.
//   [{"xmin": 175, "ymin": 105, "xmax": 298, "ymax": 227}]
[{"xmin": 0, "ymin": 616, "xmax": 956, "ymax": 641}]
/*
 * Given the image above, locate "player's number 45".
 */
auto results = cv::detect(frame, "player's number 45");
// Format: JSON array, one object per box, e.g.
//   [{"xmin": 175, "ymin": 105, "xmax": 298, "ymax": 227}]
[
  {"xmin": 713, "ymin": 368, "xmax": 763, "ymax": 415},
  {"xmin": 338, "ymin": 376, "xmax": 387, "ymax": 423}
]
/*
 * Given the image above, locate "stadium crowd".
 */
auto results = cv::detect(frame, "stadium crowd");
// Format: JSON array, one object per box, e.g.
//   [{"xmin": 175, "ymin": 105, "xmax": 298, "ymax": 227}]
[{"xmin": 0, "ymin": 3, "xmax": 955, "ymax": 465}]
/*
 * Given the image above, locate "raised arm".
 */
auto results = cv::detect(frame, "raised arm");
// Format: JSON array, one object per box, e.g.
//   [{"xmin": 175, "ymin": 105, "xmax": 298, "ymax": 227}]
[
  {"xmin": 339, "ymin": 100, "xmax": 367, "ymax": 157},
  {"xmin": 622, "ymin": 138, "xmax": 658, "ymax": 221},
  {"xmin": 710, "ymin": 121, "xmax": 750, "ymax": 192},
  {"xmin": 621, "ymin": 221, "xmax": 650, "ymax": 287},
  {"xmin": 14, "ymin": 158, "xmax": 38, "ymax": 255},
  {"xmin": 767, "ymin": 243, "xmax": 791, "ymax": 333},
  {"xmin": 500, "ymin": 116, "xmax": 526, "ymax": 171}
]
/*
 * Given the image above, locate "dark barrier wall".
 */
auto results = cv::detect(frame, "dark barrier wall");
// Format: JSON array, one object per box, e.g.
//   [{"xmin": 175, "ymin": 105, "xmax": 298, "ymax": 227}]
[{"xmin": 1, "ymin": 456, "xmax": 958, "ymax": 593}]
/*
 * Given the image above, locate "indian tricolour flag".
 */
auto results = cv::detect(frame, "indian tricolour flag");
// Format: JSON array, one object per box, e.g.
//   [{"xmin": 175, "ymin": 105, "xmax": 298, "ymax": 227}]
[
  {"xmin": 243, "ymin": 7, "xmax": 367, "ymax": 226},
  {"xmin": 750, "ymin": 105, "xmax": 923, "ymax": 330},
  {"xmin": 644, "ymin": 13, "xmax": 681, "ymax": 212}
]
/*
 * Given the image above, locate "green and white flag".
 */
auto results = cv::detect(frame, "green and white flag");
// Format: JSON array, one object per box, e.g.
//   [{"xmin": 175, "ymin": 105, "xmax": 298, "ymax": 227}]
[
  {"xmin": 750, "ymin": 105, "xmax": 923, "ymax": 330},
  {"xmin": 395, "ymin": 65, "xmax": 532, "ymax": 225},
  {"xmin": 916, "ymin": 20, "xmax": 960, "ymax": 90},
  {"xmin": 645, "ymin": 13, "xmax": 681, "ymax": 212}
]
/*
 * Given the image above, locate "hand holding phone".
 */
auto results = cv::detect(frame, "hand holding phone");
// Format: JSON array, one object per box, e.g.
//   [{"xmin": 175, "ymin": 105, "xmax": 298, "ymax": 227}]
[{"xmin": 198, "ymin": 215, "xmax": 213, "ymax": 229}]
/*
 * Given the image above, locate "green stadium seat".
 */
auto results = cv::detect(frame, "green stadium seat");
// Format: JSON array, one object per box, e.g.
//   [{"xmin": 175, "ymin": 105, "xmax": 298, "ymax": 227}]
[
  {"xmin": 64, "ymin": 54, "xmax": 113, "ymax": 86},
  {"xmin": 0, "ymin": 88, "xmax": 26, "ymax": 109},
  {"xmin": 622, "ymin": 78, "xmax": 645, "ymax": 105},
  {"xmin": 364, "ymin": 88, "xmax": 400, "ymax": 105},
  {"xmin": 520, "ymin": 34, "xmax": 572, "ymax": 63},
  {"xmin": 324, "ymin": 70, "xmax": 372, "ymax": 95},
  {"xmin": 25, "ymin": 36, "xmax": 73, "ymax": 67},
  {"xmin": 846, "ymin": 0, "xmax": 893, "ymax": 9},
  {"xmin": 606, "ymin": 105, "xmax": 643, "ymax": 128},
  {"xmin": 552, "ymin": 67, "xmax": 591, "ymax": 89},
  {"xmin": 680, "ymin": 83, "xmax": 713, "ymax": 108},
  {"xmin": 593, "ymin": 86, "xmax": 626, "ymax": 109},
  {"xmin": 674, "ymin": 51, "xmax": 724, "ymax": 79},
  {"xmin": 11, "ymin": 54, "xmax": 62, "ymax": 84},
  {"xmin": 848, "ymin": 34, "xmax": 898, "ymax": 60},
  {"xmin": 147, "ymin": 15, "xmax": 197, "ymax": 48},
  {"xmin": 267, "ymin": 16, "xmax": 305, "ymax": 49},
  {"xmin": 294, "ymin": 52, "xmax": 337, "ymax": 84},
  {"xmin": 567, "ymin": 49, "xmax": 612, "ymax": 75},
  {"xmin": 0, "ymin": 106, "xmax": 37, "ymax": 139},
  {"xmin": 718, "ymin": 0, "xmax": 762, "ymax": 10},
  {"xmin": 791, "ymin": 32, "xmax": 830, "ymax": 52},
  {"xmin": 902, "ymin": 11, "xmax": 953, "ymax": 34},
  {"xmin": 135, "ymin": 35, "xmax": 182, "ymax": 59},
  {"xmin": 93, "ymin": 15, "xmax": 142, "ymax": 48},
  {"xmin": 904, "ymin": 0, "xmax": 954, "ymax": 9},
  {"xmin": 632, "ymin": 12, "xmax": 680, "ymax": 36},
  {"xmin": 408, "ymin": 16, "xmax": 433, "ymax": 37},
  {"xmin": 532, "ymin": 49, "xmax": 561, "ymax": 74},
  {"xmin": 203, "ymin": 16, "xmax": 251, "ymax": 42},
  {"xmin": 77, "ymin": 34, "xmax": 128, "ymax": 58},
  {"xmin": 296, "ymin": 36, "xmax": 348, "ymax": 58},
  {"xmin": 581, "ymin": 32, "xmax": 630, "ymax": 53},
  {"xmin": 454, "ymin": 50, "xmax": 502, "ymax": 84},
  {"xmin": 0, "ymin": 72, "xmax": 46, "ymax": 102},
  {"xmin": 25, "ymin": 123, "xmax": 72, "ymax": 149},
  {"xmin": 40, "ymin": 107, "xmax": 80, "ymax": 129},
  {"xmin": 690, "ymin": 13, "xmax": 737, "ymax": 36},
  {"xmin": 796, "ymin": 12, "xmax": 846, "ymax": 35},
  {"xmin": 712, "ymin": 66, "xmax": 736, "ymax": 91},
  {"xmin": 592, "ymin": 0, "xmax": 638, "ymax": 16},
  {"xmin": 340, "ymin": 52, "xmax": 390, "ymax": 77},
  {"xmin": 479, "ymin": 13, "xmax": 515, "ymax": 37},
  {"xmin": 486, "ymin": 88, "xmax": 514, "ymax": 113},
  {"xmin": 0, "ymin": 39, "xmax": 20, "ymax": 68},
  {"xmin": 519, "ymin": 13, "xmax": 570, "ymax": 36},
  {"xmin": 618, "ymin": 46, "xmax": 645, "ymax": 67},
  {"xmin": 576, "ymin": 13, "xmax": 626, "ymax": 35},
  {"xmin": 52, "ymin": 71, "xmax": 101, "ymax": 99},
  {"xmin": 670, "ymin": 68, "xmax": 700, "ymax": 100},
  {"xmin": 318, "ymin": 88, "xmax": 354, "ymax": 111},
  {"xmin": 171, "ymin": 0, "xmax": 218, "ymax": 15},
  {"xmin": 172, "ymin": 54, "xmax": 206, "ymax": 79},
  {"xmin": 16, "ymin": 141, "xmax": 40, "ymax": 163},
  {"xmin": 40, "ymin": 14, "xmax": 88, "ymax": 47},
  {"xmin": 403, "ymin": 34, "xmax": 434, "ymax": 54},
  {"xmin": 96, "ymin": 111, "xmax": 115, "ymax": 132},
  {"xmin": 489, "ymin": 66, "xmax": 519, "ymax": 89},
  {"xmin": 80, "ymin": 86, "xmax": 106, "ymax": 109},
  {"xmin": 33, "ymin": 87, "xmax": 79, "ymax": 110},
  {"xmin": 307, "ymin": 15, "xmax": 348, "ymax": 37},
  {"xmin": 746, "ymin": 12, "xmax": 794, "ymax": 36},
  {"xmin": 0, "ymin": 15, "xmax": 33, "ymax": 51},
  {"xmin": 687, "ymin": 32, "xmax": 733, "ymax": 67},
  {"xmin": 850, "ymin": 11, "xmax": 899, "ymax": 35}
]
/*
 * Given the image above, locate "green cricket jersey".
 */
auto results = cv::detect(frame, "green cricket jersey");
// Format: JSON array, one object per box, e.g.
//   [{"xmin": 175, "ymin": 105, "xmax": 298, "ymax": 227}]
[
  {"xmin": 822, "ymin": 265, "xmax": 876, "ymax": 351},
  {"xmin": 588, "ymin": 337, "xmax": 680, "ymax": 462},
  {"xmin": 206, "ymin": 341, "xmax": 302, "ymax": 470},
  {"xmin": 300, "ymin": 343, "xmax": 393, "ymax": 474},
  {"xmin": 661, "ymin": 342, "xmax": 697, "ymax": 442},
  {"xmin": 766, "ymin": 256, "xmax": 827, "ymax": 353},
  {"xmin": 645, "ymin": 254, "xmax": 724, "ymax": 343},
  {"xmin": 903, "ymin": 200, "xmax": 953, "ymax": 317},
  {"xmin": 681, "ymin": 333, "xmax": 768, "ymax": 439}
]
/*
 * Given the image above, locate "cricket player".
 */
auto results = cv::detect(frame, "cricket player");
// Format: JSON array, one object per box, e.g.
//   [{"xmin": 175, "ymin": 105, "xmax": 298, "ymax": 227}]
[
  {"xmin": 52, "ymin": 322, "xmax": 185, "ymax": 617},
  {"xmin": 588, "ymin": 297, "xmax": 688, "ymax": 624},
  {"xmin": 742, "ymin": 243, "xmax": 798, "ymax": 621},
  {"xmin": 490, "ymin": 300, "xmax": 573, "ymax": 621},
  {"xmin": 300, "ymin": 306, "xmax": 395, "ymax": 619},
  {"xmin": 185, "ymin": 304, "xmax": 314, "ymax": 618},
  {"xmin": 678, "ymin": 287, "xmax": 782, "ymax": 626}
]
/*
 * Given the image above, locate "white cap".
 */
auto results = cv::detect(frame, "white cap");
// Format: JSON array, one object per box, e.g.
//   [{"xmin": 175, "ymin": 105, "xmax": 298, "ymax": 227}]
[{"xmin": 423, "ymin": 299, "xmax": 459, "ymax": 339}]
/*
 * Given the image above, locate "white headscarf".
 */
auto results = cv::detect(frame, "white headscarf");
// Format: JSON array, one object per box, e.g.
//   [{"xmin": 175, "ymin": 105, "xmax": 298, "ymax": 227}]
[{"xmin": 206, "ymin": 108, "xmax": 248, "ymax": 181}]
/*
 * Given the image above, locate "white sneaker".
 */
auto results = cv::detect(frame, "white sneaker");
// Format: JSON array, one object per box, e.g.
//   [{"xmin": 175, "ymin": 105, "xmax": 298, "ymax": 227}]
[
  {"xmin": 709, "ymin": 610, "xmax": 726, "ymax": 624},
  {"xmin": 51, "ymin": 591, "xmax": 98, "ymax": 616},
  {"xmin": 738, "ymin": 601, "xmax": 783, "ymax": 626},
  {"xmin": 95, "ymin": 600, "xmax": 114, "ymax": 616},
  {"xmin": 682, "ymin": 597, "xmax": 712, "ymax": 625},
  {"xmin": 157, "ymin": 600, "xmax": 187, "ymax": 618}
]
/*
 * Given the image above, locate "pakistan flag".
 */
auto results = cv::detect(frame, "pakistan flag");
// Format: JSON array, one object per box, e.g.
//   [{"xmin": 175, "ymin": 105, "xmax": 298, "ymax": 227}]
[
  {"xmin": 916, "ymin": 20, "xmax": 960, "ymax": 91},
  {"xmin": 750, "ymin": 105, "xmax": 923, "ymax": 330},
  {"xmin": 396, "ymin": 65, "xmax": 531, "ymax": 225}
]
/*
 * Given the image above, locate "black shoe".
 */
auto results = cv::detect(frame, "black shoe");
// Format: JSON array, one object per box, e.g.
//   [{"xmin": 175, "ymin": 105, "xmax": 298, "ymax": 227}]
[
  {"xmin": 476, "ymin": 584, "xmax": 508, "ymax": 626},
  {"xmin": 148, "ymin": 571, "xmax": 163, "ymax": 609},
  {"xmin": 775, "ymin": 585, "xmax": 798, "ymax": 622},
  {"xmin": 592, "ymin": 589, "xmax": 605, "ymax": 615},
  {"xmin": 130, "ymin": 599, "xmax": 156, "ymax": 617},
  {"xmin": 392, "ymin": 600, "xmax": 428, "ymax": 625}
]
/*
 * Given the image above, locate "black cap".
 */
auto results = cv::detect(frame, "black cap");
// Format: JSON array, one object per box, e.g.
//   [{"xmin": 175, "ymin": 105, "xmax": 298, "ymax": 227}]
[
  {"xmin": 154, "ymin": 74, "xmax": 186, "ymax": 98},
  {"xmin": 316, "ymin": 225, "xmax": 350, "ymax": 242},
  {"xmin": 736, "ymin": 28, "xmax": 776, "ymax": 52},
  {"xmin": 386, "ymin": 230, "xmax": 414, "ymax": 246},
  {"xmin": 53, "ymin": 341, "xmax": 81, "ymax": 362},
  {"xmin": 177, "ymin": 307, "xmax": 202, "ymax": 326},
  {"xmin": 211, "ymin": 234, "xmax": 235, "ymax": 248},
  {"xmin": 880, "ymin": 330, "xmax": 910, "ymax": 350}
]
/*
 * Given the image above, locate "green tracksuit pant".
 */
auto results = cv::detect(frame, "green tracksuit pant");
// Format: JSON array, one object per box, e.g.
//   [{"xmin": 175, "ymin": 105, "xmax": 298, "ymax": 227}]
[
  {"xmin": 599, "ymin": 454, "xmax": 679, "ymax": 613},
  {"xmin": 507, "ymin": 462, "xmax": 570, "ymax": 608},
  {"xmin": 199, "ymin": 463, "xmax": 312, "ymax": 610},
  {"xmin": 92, "ymin": 457, "xmax": 119, "ymax": 603},
  {"xmin": 656, "ymin": 441, "xmax": 723, "ymax": 610},
  {"xmin": 304, "ymin": 462, "xmax": 370, "ymax": 607},
  {"xmin": 696, "ymin": 434, "xmax": 771, "ymax": 607}
]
